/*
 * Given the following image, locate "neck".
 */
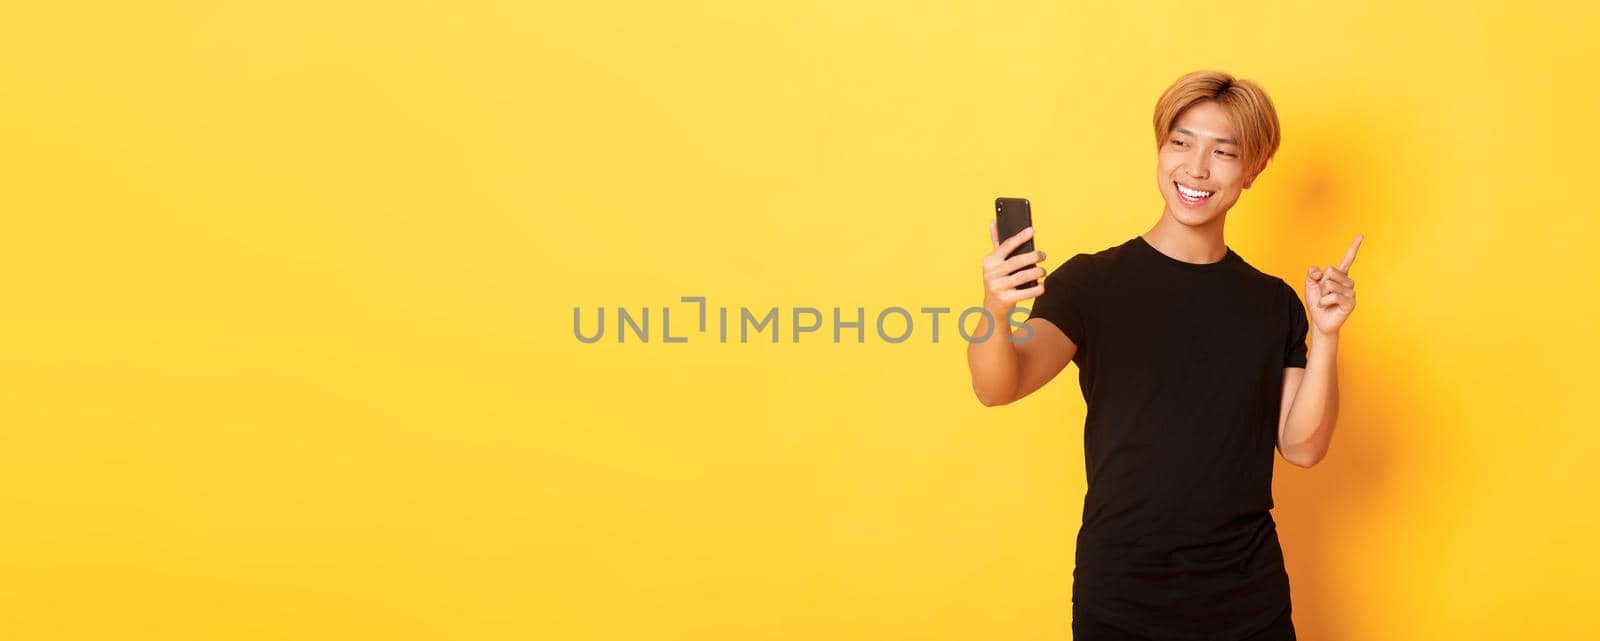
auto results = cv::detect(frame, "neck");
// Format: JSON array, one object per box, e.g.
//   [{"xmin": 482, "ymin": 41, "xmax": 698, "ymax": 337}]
[{"xmin": 1142, "ymin": 209, "xmax": 1228, "ymax": 264}]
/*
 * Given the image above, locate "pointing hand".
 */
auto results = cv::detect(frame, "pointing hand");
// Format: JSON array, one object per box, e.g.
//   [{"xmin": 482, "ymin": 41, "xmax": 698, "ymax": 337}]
[{"xmin": 1305, "ymin": 234, "xmax": 1363, "ymax": 337}]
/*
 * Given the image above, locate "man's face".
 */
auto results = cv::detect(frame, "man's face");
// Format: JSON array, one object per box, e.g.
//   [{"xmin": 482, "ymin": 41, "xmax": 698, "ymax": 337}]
[{"xmin": 1156, "ymin": 100, "xmax": 1252, "ymax": 227}]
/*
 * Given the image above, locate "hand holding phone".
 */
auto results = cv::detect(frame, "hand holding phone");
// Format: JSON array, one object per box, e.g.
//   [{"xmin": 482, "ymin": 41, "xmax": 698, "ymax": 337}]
[
  {"xmin": 993, "ymin": 197, "xmax": 1039, "ymax": 289},
  {"xmin": 983, "ymin": 197, "xmax": 1047, "ymax": 308}
]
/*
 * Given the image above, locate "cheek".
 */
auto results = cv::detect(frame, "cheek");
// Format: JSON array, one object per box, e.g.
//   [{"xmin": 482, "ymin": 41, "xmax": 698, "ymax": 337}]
[
  {"xmin": 1217, "ymin": 166, "xmax": 1246, "ymax": 191},
  {"xmin": 1156, "ymin": 155, "xmax": 1181, "ymax": 177}
]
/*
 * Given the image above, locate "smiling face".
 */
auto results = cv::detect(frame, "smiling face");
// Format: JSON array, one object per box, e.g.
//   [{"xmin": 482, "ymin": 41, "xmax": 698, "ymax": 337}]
[{"xmin": 1156, "ymin": 100, "xmax": 1254, "ymax": 228}]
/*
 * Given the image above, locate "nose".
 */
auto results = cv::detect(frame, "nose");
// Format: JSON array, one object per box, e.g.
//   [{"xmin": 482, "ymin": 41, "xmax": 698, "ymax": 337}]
[{"xmin": 1186, "ymin": 152, "xmax": 1210, "ymax": 180}]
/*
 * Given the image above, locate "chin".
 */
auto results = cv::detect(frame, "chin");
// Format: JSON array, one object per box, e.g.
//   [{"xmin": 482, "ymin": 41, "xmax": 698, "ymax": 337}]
[{"xmin": 1166, "ymin": 199, "xmax": 1222, "ymax": 227}]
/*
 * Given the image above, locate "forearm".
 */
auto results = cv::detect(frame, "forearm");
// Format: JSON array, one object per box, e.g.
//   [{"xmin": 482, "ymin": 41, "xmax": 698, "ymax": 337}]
[
  {"xmin": 966, "ymin": 304, "xmax": 1022, "ymax": 406},
  {"xmin": 1281, "ymin": 331, "xmax": 1340, "ymax": 466}
]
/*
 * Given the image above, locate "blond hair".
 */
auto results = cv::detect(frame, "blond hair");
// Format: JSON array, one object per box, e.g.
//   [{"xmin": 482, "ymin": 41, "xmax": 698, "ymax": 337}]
[{"xmin": 1153, "ymin": 70, "xmax": 1281, "ymax": 181}]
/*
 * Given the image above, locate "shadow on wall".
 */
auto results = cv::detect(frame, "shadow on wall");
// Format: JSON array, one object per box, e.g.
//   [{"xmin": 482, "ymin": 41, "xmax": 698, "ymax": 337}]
[{"xmin": 1257, "ymin": 116, "xmax": 1407, "ymax": 641}]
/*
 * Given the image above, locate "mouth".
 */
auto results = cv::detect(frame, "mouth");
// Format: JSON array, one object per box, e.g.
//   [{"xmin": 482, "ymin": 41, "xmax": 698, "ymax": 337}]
[{"xmin": 1174, "ymin": 181, "xmax": 1214, "ymax": 206}]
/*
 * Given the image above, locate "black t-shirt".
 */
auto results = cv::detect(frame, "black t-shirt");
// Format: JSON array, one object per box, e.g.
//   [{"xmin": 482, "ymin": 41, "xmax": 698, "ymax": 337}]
[{"xmin": 1027, "ymin": 234, "xmax": 1310, "ymax": 641}]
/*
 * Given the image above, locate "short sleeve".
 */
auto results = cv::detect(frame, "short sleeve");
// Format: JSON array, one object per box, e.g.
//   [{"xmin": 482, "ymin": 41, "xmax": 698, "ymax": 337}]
[
  {"xmin": 1283, "ymin": 283, "xmax": 1309, "ymax": 368},
  {"xmin": 1026, "ymin": 253, "xmax": 1090, "ymax": 348}
]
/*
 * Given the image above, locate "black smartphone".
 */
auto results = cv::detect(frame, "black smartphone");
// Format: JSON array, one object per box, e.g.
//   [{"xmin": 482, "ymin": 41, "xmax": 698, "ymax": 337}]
[{"xmin": 994, "ymin": 197, "xmax": 1037, "ymax": 290}]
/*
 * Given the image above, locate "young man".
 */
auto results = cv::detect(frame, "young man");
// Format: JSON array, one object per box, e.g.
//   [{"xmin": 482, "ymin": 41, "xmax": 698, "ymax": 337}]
[{"xmin": 965, "ymin": 70, "xmax": 1363, "ymax": 640}]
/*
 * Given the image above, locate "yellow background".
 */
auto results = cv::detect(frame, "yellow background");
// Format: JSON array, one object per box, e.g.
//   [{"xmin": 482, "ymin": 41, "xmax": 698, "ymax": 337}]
[{"xmin": 2, "ymin": 1, "xmax": 1597, "ymax": 639}]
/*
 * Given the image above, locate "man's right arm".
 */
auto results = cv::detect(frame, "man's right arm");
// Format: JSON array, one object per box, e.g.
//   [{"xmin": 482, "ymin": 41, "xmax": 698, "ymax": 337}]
[
  {"xmin": 966, "ymin": 220, "xmax": 1078, "ymax": 406},
  {"xmin": 968, "ymin": 315, "xmax": 1076, "ymax": 406}
]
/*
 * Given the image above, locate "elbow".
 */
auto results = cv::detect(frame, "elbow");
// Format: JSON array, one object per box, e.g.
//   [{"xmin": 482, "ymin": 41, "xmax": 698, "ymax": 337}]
[
  {"xmin": 1281, "ymin": 446, "xmax": 1325, "ymax": 469},
  {"xmin": 975, "ymin": 390, "xmax": 1012, "ymax": 407},
  {"xmin": 1285, "ymin": 455, "xmax": 1317, "ymax": 469},
  {"xmin": 973, "ymin": 384, "xmax": 1016, "ymax": 407}
]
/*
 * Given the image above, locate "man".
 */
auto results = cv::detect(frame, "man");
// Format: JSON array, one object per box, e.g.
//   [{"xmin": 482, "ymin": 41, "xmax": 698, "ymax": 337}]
[{"xmin": 965, "ymin": 70, "xmax": 1362, "ymax": 640}]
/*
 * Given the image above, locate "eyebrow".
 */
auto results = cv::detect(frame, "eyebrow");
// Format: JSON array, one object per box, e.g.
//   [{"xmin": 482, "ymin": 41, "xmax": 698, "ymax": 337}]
[{"xmin": 1173, "ymin": 127, "xmax": 1237, "ymax": 145}]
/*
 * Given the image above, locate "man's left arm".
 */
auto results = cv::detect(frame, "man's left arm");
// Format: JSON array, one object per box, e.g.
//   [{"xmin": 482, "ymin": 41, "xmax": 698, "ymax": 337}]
[
  {"xmin": 1279, "ymin": 333, "xmax": 1338, "ymax": 467},
  {"xmin": 1278, "ymin": 234, "xmax": 1363, "ymax": 468}
]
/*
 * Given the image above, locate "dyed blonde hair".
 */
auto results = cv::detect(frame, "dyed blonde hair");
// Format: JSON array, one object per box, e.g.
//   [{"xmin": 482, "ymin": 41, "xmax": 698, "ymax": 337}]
[{"xmin": 1153, "ymin": 70, "xmax": 1281, "ymax": 182}]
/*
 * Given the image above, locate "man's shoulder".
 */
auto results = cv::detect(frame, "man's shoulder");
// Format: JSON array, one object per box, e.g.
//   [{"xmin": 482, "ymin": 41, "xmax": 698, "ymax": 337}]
[
  {"xmin": 1052, "ymin": 238, "xmax": 1135, "ymax": 280},
  {"xmin": 1228, "ymin": 250, "xmax": 1301, "ymax": 299}
]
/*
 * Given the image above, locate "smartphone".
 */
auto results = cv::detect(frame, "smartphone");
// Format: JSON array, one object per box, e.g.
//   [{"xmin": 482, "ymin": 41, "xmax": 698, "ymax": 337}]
[{"xmin": 994, "ymin": 197, "xmax": 1037, "ymax": 290}]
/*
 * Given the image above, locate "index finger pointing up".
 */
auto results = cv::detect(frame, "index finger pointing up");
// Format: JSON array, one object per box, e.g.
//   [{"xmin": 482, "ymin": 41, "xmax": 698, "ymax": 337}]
[{"xmin": 1337, "ymin": 234, "xmax": 1364, "ymax": 273}]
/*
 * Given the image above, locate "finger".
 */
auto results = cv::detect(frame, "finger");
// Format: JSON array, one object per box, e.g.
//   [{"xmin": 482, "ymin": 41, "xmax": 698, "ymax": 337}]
[
  {"xmin": 1319, "ymin": 268, "xmax": 1353, "ymax": 289},
  {"xmin": 989, "ymin": 220, "xmax": 1000, "ymax": 248},
  {"xmin": 1315, "ymin": 282, "xmax": 1340, "ymax": 298},
  {"xmin": 1003, "ymin": 284, "xmax": 1046, "ymax": 302},
  {"xmin": 996, "ymin": 250, "xmax": 1047, "ymax": 273},
  {"xmin": 1319, "ymin": 291, "xmax": 1354, "ymax": 308},
  {"xmin": 994, "ymin": 226, "xmax": 1035, "ymax": 257},
  {"xmin": 986, "ymin": 264, "xmax": 1035, "ymax": 286},
  {"xmin": 1336, "ymin": 234, "xmax": 1364, "ymax": 273},
  {"xmin": 1306, "ymin": 267, "xmax": 1323, "ymax": 296},
  {"xmin": 985, "ymin": 251, "xmax": 1044, "ymax": 279},
  {"xmin": 997, "ymin": 267, "xmax": 1046, "ymax": 290},
  {"xmin": 1312, "ymin": 271, "xmax": 1350, "ymax": 289}
]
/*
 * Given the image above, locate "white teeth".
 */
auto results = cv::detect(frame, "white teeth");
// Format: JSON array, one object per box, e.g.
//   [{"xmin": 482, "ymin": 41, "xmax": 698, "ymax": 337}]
[{"xmin": 1177, "ymin": 183, "xmax": 1212, "ymax": 198}]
